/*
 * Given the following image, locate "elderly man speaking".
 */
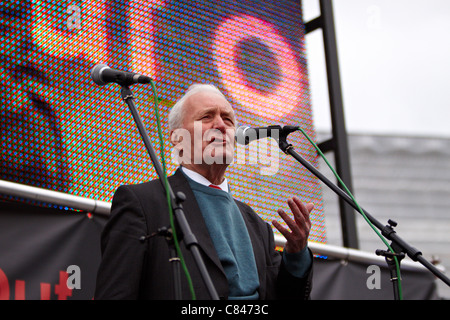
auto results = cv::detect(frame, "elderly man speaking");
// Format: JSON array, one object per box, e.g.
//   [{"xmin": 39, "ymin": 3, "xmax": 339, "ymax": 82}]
[{"xmin": 94, "ymin": 84, "xmax": 313, "ymax": 300}]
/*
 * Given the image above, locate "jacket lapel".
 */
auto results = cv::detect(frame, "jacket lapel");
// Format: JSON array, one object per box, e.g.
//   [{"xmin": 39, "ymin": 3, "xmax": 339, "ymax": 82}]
[
  {"xmin": 168, "ymin": 168, "xmax": 267, "ymax": 298},
  {"xmin": 236, "ymin": 201, "xmax": 267, "ymax": 296},
  {"xmin": 168, "ymin": 169, "xmax": 225, "ymax": 275}
]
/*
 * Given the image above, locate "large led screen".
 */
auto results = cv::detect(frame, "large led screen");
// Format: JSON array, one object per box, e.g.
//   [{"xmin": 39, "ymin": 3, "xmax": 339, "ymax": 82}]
[{"xmin": 0, "ymin": 0, "xmax": 326, "ymax": 243}]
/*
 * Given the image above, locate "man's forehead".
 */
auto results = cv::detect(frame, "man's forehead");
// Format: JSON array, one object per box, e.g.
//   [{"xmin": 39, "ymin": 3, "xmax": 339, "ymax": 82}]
[
  {"xmin": 200, "ymin": 104, "xmax": 234, "ymax": 114},
  {"xmin": 186, "ymin": 91, "xmax": 234, "ymax": 112}
]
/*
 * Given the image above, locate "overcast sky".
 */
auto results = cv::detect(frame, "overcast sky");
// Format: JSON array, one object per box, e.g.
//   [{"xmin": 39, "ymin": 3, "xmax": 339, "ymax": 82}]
[{"xmin": 303, "ymin": 0, "xmax": 450, "ymax": 138}]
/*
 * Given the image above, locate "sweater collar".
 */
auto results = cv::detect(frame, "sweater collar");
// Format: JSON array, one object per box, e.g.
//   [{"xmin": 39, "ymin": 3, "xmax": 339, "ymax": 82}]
[{"xmin": 180, "ymin": 166, "xmax": 229, "ymax": 193}]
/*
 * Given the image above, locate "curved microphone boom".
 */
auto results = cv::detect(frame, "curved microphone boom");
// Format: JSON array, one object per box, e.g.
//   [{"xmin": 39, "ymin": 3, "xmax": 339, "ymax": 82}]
[{"xmin": 90, "ymin": 64, "xmax": 152, "ymax": 86}]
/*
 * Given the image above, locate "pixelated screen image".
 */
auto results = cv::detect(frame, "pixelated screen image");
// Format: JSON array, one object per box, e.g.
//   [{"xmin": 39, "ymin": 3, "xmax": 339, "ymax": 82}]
[{"xmin": 0, "ymin": 0, "xmax": 326, "ymax": 243}]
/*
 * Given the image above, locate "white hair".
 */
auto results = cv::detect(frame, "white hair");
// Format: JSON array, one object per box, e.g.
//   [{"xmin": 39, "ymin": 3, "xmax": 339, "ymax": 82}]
[{"xmin": 168, "ymin": 84, "xmax": 228, "ymax": 130}]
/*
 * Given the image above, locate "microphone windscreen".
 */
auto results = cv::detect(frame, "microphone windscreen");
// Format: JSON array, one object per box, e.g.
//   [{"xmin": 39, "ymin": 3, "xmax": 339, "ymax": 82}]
[
  {"xmin": 90, "ymin": 64, "xmax": 109, "ymax": 86},
  {"xmin": 235, "ymin": 126, "xmax": 251, "ymax": 145}
]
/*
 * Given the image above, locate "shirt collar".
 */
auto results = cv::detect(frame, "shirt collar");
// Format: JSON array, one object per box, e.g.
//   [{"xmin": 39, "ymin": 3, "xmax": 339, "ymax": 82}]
[{"xmin": 180, "ymin": 166, "xmax": 229, "ymax": 193}]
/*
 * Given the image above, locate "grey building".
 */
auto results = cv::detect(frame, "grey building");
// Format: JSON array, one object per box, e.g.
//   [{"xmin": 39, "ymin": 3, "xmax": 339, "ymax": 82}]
[{"xmin": 318, "ymin": 132, "xmax": 450, "ymax": 298}]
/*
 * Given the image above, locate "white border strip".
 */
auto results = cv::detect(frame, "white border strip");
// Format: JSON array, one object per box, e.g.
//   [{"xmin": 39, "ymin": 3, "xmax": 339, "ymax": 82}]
[
  {"xmin": 0, "ymin": 179, "xmax": 111, "ymax": 216},
  {"xmin": 275, "ymin": 235, "xmax": 433, "ymax": 272}
]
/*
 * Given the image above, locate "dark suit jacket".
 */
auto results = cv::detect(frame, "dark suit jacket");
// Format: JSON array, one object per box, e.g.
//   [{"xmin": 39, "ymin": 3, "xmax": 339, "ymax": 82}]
[{"xmin": 94, "ymin": 168, "xmax": 312, "ymax": 300}]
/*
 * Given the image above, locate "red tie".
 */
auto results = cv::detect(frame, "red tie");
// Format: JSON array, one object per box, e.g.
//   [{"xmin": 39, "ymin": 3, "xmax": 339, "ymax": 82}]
[{"xmin": 209, "ymin": 184, "xmax": 221, "ymax": 190}]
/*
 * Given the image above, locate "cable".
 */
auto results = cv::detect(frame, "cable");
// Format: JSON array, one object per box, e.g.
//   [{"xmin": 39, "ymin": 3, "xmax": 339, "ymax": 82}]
[
  {"xmin": 149, "ymin": 80, "xmax": 196, "ymax": 300},
  {"xmin": 298, "ymin": 127, "xmax": 403, "ymax": 300}
]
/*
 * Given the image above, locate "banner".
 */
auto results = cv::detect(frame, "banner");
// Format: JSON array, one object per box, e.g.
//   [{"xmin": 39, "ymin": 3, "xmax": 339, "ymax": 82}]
[
  {"xmin": 0, "ymin": 200, "xmax": 438, "ymax": 300},
  {"xmin": 0, "ymin": 200, "xmax": 107, "ymax": 300},
  {"xmin": 311, "ymin": 257, "xmax": 438, "ymax": 300}
]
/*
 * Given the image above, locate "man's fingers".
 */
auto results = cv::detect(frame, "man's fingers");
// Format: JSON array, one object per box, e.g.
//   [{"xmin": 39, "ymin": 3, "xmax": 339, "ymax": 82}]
[
  {"xmin": 292, "ymin": 197, "xmax": 313, "ymax": 227},
  {"xmin": 306, "ymin": 202, "xmax": 314, "ymax": 213},
  {"xmin": 275, "ymin": 208, "xmax": 299, "ymax": 234},
  {"xmin": 274, "ymin": 199, "xmax": 312, "ymax": 253},
  {"xmin": 272, "ymin": 216, "xmax": 294, "ymax": 242},
  {"xmin": 288, "ymin": 197, "xmax": 309, "ymax": 227},
  {"xmin": 292, "ymin": 196, "xmax": 313, "ymax": 217}
]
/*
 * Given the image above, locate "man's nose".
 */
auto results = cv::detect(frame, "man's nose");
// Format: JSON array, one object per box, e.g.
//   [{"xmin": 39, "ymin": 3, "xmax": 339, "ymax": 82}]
[{"xmin": 212, "ymin": 115, "xmax": 227, "ymax": 132}]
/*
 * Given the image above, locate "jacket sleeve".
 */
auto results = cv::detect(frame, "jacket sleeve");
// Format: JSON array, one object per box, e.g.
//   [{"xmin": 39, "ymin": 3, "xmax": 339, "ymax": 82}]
[
  {"xmin": 238, "ymin": 197, "xmax": 313, "ymax": 300},
  {"xmin": 265, "ymin": 222, "xmax": 313, "ymax": 300},
  {"xmin": 276, "ymin": 246, "xmax": 313, "ymax": 299},
  {"xmin": 94, "ymin": 185, "xmax": 149, "ymax": 299}
]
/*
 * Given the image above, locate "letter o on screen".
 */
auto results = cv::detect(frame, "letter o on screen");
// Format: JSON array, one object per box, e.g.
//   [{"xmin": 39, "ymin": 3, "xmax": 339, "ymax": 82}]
[{"xmin": 213, "ymin": 14, "xmax": 304, "ymax": 121}]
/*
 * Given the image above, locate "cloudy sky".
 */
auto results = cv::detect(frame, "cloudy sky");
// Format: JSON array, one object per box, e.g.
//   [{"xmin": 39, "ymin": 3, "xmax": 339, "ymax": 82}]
[{"xmin": 303, "ymin": 0, "xmax": 450, "ymax": 138}]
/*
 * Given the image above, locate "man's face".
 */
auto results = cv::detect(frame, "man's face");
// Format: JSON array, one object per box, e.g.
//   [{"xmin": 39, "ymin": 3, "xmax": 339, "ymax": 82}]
[{"xmin": 173, "ymin": 90, "xmax": 236, "ymax": 166}]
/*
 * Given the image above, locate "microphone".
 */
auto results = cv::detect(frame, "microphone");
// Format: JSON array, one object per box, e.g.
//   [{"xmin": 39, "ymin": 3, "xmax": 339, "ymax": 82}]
[
  {"xmin": 90, "ymin": 64, "xmax": 152, "ymax": 86},
  {"xmin": 235, "ymin": 125, "xmax": 299, "ymax": 145}
]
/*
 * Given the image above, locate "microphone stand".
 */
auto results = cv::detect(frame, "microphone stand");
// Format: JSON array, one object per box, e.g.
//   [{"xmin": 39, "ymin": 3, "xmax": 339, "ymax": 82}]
[
  {"xmin": 276, "ymin": 126, "xmax": 450, "ymax": 299},
  {"xmin": 119, "ymin": 86, "xmax": 219, "ymax": 300}
]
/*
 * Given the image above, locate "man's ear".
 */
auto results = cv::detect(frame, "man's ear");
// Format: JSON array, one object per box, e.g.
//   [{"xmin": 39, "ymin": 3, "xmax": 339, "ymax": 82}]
[
  {"xmin": 169, "ymin": 130, "xmax": 177, "ymax": 146},
  {"xmin": 170, "ymin": 129, "xmax": 185, "ymax": 146}
]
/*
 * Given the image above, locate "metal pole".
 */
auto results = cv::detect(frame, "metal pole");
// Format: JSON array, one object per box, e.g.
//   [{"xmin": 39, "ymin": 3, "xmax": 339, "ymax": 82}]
[{"xmin": 319, "ymin": 0, "xmax": 359, "ymax": 248}]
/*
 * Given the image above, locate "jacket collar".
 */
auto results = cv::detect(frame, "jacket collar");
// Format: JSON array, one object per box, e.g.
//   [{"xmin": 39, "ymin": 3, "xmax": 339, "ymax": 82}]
[{"xmin": 168, "ymin": 168, "xmax": 225, "ymax": 274}]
